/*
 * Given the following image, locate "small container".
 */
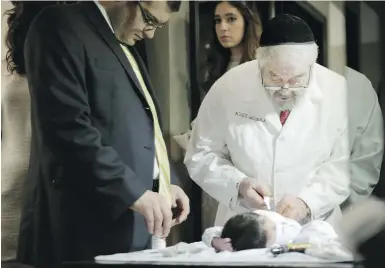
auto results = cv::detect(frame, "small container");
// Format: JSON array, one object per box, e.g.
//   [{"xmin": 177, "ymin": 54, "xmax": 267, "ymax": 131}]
[{"xmin": 152, "ymin": 236, "xmax": 167, "ymax": 249}]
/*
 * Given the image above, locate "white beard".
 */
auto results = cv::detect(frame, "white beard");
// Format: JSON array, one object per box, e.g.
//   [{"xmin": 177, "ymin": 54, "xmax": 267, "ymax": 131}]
[{"xmin": 267, "ymin": 88, "xmax": 306, "ymax": 111}]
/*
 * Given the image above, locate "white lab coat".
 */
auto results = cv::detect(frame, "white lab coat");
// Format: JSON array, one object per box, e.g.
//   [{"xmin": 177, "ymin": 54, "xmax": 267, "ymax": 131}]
[
  {"xmin": 342, "ymin": 67, "xmax": 384, "ymax": 209},
  {"xmin": 184, "ymin": 61, "xmax": 351, "ymax": 228}
]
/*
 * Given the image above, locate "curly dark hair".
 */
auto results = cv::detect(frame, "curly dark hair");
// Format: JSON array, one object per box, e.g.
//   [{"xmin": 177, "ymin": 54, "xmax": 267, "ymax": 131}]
[
  {"xmin": 203, "ymin": 1, "xmax": 262, "ymax": 93},
  {"xmin": 4, "ymin": 1, "xmax": 67, "ymax": 75}
]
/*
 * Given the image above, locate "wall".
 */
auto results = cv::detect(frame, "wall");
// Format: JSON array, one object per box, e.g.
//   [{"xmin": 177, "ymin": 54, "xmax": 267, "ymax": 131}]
[
  {"xmin": 306, "ymin": 1, "xmax": 346, "ymax": 75},
  {"xmin": 359, "ymin": 2, "xmax": 381, "ymax": 90},
  {"xmin": 145, "ymin": 2, "xmax": 190, "ymax": 160},
  {"xmin": 145, "ymin": 1, "xmax": 193, "ymax": 244}
]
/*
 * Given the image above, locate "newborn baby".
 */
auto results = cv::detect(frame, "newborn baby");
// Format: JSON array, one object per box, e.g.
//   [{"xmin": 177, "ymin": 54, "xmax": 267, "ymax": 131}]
[{"xmin": 202, "ymin": 210, "xmax": 339, "ymax": 252}]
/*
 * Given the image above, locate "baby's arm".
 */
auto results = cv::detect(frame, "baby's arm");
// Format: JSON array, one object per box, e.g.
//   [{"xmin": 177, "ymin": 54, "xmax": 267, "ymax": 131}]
[{"xmin": 202, "ymin": 226, "xmax": 224, "ymax": 247}]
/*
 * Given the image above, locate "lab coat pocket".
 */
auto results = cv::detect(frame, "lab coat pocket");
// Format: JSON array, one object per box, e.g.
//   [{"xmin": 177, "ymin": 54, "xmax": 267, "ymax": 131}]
[{"xmin": 227, "ymin": 121, "xmax": 271, "ymax": 175}]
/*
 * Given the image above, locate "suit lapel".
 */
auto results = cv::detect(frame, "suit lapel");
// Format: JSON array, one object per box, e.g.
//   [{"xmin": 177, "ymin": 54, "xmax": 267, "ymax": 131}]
[
  {"xmin": 81, "ymin": 2, "xmax": 144, "ymax": 97},
  {"xmin": 130, "ymin": 48, "xmax": 163, "ymax": 126},
  {"xmin": 80, "ymin": 2, "xmax": 164, "ymax": 127}
]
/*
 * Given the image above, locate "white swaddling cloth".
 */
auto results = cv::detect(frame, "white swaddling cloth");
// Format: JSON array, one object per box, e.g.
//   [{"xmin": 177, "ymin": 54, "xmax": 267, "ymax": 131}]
[
  {"xmin": 95, "ymin": 211, "xmax": 353, "ymax": 264},
  {"xmin": 201, "ymin": 211, "xmax": 353, "ymax": 261}
]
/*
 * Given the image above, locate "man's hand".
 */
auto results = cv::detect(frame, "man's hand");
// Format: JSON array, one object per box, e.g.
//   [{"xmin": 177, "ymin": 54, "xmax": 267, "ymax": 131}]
[
  {"xmin": 170, "ymin": 185, "xmax": 190, "ymax": 225},
  {"xmin": 239, "ymin": 177, "xmax": 271, "ymax": 209},
  {"xmin": 276, "ymin": 195, "xmax": 310, "ymax": 223},
  {"xmin": 212, "ymin": 237, "xmax": 233, "ymax": 252},
  {"xmin": 130, "ymin": 190, "xmax": 172, "ymax": 238}
]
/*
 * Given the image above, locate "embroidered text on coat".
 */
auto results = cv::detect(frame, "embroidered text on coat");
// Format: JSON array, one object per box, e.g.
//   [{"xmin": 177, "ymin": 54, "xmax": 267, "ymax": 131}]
[{"xmin": 235, "ymin": 112, "xmax": 266, "ymax": 123}]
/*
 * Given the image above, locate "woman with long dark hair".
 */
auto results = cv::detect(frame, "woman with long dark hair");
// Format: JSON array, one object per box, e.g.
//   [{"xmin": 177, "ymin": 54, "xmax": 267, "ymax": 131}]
[
  {"xmin": 1, "ymin": 1, "xmax": 66, "ymax": 260},
  {"xmin": 203, "ymin": 1, "xmax": 262, "ymax": 92},
  {"xmin": 175, "ymin": 1, "xmax": 262, "ymax": 231}
]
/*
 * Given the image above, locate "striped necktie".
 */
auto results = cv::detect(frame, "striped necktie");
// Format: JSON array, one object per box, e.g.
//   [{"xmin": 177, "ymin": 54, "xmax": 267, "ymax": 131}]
[{"xmin": 120, "ymin": 45, "xmax": 172, "ymax": 205}]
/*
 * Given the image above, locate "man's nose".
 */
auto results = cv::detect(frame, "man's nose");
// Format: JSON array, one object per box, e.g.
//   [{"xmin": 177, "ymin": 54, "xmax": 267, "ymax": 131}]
[
  {"xmin": 280, "ymin": 88, "xmax": 291, "ymax": 95},
  {"xmin": 144, "ymin": 28, "xmax": 156, "ymax": 39}
]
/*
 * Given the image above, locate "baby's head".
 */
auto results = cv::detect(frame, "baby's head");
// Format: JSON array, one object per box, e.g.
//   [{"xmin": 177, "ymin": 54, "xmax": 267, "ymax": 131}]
[
  {"xmin": 221, "ymin": 211, "xmax": 301, "ymax": 251},
  {"xmin": 221, "ymin": 212, "xmax": 273, "ymax": 251}
]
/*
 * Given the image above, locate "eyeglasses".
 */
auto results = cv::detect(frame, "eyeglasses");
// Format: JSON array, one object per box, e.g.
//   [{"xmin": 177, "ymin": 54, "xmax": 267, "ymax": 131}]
[
  {"xmin": 137, "ymin": 1, "xmax": 167, "ymax": 31},
  {"xmin": 261, "ymin": 66, "xmax": 312, "ymax": 92}
]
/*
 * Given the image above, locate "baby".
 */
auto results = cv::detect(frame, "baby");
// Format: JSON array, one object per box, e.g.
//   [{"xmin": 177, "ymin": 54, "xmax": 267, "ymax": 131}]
[{"xmin": 202, "ymin": 210, "xmax": 339, "ymax": 252}]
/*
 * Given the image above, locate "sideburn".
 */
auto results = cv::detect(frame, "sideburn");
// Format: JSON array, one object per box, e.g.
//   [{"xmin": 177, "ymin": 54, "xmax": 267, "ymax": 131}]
[{"xmin": 105, "ymin": 2, "xmax": 137, "ymax": 40}]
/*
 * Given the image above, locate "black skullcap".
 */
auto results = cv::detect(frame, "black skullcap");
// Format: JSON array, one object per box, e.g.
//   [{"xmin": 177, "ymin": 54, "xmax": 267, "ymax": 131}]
[{"xmin": 260, "ymin": 14, "xmax": 315, "ymax": 47}]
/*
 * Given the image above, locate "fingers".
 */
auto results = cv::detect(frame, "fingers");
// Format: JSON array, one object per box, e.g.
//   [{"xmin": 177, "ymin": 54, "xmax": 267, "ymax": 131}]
[
  {"xmin": 276, "ymin": 196, "xmax": 290, "ymax": 214},
  {"xmin": 144, "ymin": 208, "xmax": 155, "ymax": 235},
  {"xmin": 245, "ymin": 188, "xmax": 265, "ymax": 209},
  {"xmin": 277, "ymin": 197, "xmax": 301, "ymax": 221},
  {"xmin": 280, "ymin": 205, "xmax": 292, "ymax": 217},
  {"xmin": 175, "ymin": 196, "xmax": 190, "ymax": 224},
  {"xmin": 171, "ymin": 199, "xmax": 177, "ymax": 208},
  {"xmin": 225, "ymin": 243, "xmax": 234, "ymax": 252},
  {"xmin": 281, "ymin": 207, "xmax": 299, "ymax": 221},
  {"xmin": 222, "ymin": 238, "xmax": 231, "ymax": 243},
  {"xmin": 159, "ymin": 197, "xmax": 173, "ymax": 238},
  {"xmin": 153, "ymin": 203, "xmax": 164, "ymax": 238},
  {"xmin": 213, "ymin": 238, "xmax": 233, "ymax": 252},
  {"xmin": 252, "ymin": 181, "xmax": 271, "ymax": 197}
]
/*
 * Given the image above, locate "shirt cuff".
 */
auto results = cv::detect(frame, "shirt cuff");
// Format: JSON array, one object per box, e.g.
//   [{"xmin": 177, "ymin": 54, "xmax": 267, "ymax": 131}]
[
  {"xmin": 228, "ymin": 177, "xmax": 245, "ymax": 210},
  {"xmin": 297, "ymin": 193, "xmax": 315, "ymax": 221}
]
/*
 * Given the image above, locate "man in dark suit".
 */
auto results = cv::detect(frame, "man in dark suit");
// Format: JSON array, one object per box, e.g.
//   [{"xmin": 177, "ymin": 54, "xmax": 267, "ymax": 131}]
[{"xmin": 17, "ymin": 1, "xmax": 189, "ymax": 267}]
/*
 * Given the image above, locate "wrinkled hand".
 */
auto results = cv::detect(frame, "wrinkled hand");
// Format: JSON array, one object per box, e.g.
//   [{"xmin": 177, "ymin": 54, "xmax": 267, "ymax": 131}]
[
  {"xmin": 239, "ymin": 177, "xmax": 271, "ymax": 209},
  {"xmin": 212, "ymin": 237, "xmax": 233, "ymax": 252},
  {"xmin": 276, "ymin": 195, "xmax": 310, "ymax": 222},
  {"xmin": 130, "ymin": 190, "xmax": 172, "ymax": 238},
  {"xmin": 170, "ymin": 184, "xmax": 190, "ymax": 226}
]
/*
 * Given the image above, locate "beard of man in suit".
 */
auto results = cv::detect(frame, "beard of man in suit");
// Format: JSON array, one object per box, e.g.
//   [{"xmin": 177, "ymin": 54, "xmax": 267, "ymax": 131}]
[{"xmin": 103, "ymin": 1, "xmax": 176, "ymax": 46}]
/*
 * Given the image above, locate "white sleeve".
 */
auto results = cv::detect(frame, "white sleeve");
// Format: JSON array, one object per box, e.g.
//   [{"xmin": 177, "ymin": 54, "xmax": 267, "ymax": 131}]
[
  {"xmin": 184, "ymin": 81, "xmax": 247, "ymax": 209},
  {"xmin": 298, "ymin": 125, "xmax": 350, "ymax": 220},
  {"xmin": 202, "ymin": 226, "xmax": 224, "ymax": 247},
  {"xmin": 298, "ymin": 81, "xmax": 351, "ymax": 220},
  {"xmin": 349, "ymin": 80, "xmax": 384, "ymax": 204}
]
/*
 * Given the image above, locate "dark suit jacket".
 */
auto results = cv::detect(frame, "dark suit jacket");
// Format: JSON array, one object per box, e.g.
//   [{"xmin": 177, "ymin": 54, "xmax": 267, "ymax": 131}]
[{"xmin": 17, "ymin": 2, "xmax": 178, "ymax": 267}]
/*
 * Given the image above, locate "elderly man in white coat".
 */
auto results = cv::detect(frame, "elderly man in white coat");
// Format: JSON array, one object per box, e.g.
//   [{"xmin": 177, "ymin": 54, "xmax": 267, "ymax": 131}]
[{"xmin": 184, "ymin": 14, "xmax": 351, "ymax": 228}]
